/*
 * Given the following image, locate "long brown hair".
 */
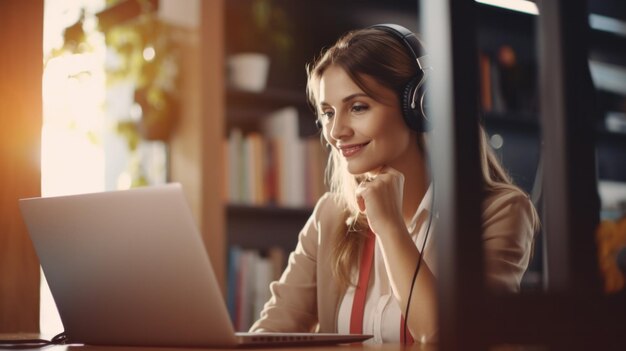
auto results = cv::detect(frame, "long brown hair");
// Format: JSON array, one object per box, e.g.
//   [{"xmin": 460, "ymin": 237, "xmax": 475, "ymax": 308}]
[{"xmin": 306, "ymin": 28, "xmax": 539, "ymax": 289}]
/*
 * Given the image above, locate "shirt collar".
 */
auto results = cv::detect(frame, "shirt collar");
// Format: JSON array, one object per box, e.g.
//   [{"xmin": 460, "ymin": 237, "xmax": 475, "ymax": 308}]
[{"xmin": 406, "ymin": 183, "xmax": 434, "ymax": 234}]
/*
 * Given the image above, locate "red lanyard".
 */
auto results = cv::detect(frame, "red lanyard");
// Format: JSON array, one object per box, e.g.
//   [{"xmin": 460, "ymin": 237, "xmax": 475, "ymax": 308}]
[{"xmin": 349, "ymin": 231, "xmax": 414, "ymax": 344}]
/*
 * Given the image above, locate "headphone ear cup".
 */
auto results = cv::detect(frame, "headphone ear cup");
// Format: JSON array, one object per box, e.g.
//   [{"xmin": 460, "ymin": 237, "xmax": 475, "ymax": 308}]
[
  {"xmin": 314, "ymin": 119, "xmax": 322, "ymax": 130},
  {"xmin": 418, "ymin": 84, "xmax": 431, "ymax": 131},
  {"xmin": 401, "ymin": 77, "xmax": 423, "ymax": 132}
]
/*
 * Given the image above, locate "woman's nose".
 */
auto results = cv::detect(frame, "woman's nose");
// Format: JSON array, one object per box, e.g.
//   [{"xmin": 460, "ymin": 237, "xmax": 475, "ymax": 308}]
[{"xmin": 329, "ymin": 112, "xmax": 352, "ymax": 141}]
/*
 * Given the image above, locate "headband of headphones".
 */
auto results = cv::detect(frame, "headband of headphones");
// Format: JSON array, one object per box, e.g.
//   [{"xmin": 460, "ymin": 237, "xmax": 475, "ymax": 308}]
[
  {"xmin": 368, "ymin": 24, "xmax": 431, "ymax": 73},
  {"xmin": 369, "ymin": 24, "xmax": 432, "ymax": 132}
]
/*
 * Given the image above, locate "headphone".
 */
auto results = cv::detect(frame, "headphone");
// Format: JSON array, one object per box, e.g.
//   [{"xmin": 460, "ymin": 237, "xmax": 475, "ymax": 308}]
[
  {"xmin": 313, "ymin": 24, "xmax": 432, "ymax": 132},
  {"xmin": 369, "ymin": 23, "xmax": 432, "ymax": 132}
]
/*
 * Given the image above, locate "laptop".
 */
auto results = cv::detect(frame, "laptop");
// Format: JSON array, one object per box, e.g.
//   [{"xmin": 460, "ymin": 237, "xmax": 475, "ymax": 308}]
[{"xmin": 19, "ymin": 183, "xmax": 371, "ymax": 347}]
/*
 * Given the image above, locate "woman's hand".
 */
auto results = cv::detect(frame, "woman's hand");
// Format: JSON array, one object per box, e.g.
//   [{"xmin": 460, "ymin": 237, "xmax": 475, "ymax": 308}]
[
  {"xmin": 355, "ymin": 166, "xmax": 407, "ymax": 236},
  {"xmin": 356, "ymin": 166, "xmax": 438, "ymax": 341}
]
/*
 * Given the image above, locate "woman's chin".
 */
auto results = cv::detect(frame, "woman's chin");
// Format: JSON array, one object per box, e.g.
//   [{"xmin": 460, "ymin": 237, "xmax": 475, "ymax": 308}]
[{"xmin": 346, "ymin": 163, "xmax": 381, "ymax": 176}]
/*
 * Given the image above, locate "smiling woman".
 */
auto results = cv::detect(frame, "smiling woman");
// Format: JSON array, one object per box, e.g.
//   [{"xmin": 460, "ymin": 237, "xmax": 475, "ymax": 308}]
[{"xmin": 248, "ymin": 24, "xmax": 539, "ymax": 344}]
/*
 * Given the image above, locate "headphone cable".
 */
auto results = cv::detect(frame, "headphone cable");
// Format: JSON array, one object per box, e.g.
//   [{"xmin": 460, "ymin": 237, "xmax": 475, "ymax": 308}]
[
  {"xmin": 0, "ymin": 332, "xmax": 68, "ymax": 349},
  {"xmin": 403, "ymin": 176, "xmax": 435, "ymax": 345}
]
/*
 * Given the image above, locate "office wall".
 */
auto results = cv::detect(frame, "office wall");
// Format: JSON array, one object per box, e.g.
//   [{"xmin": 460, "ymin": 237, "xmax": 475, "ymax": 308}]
[{"xmin": 0, "ymin": 0, "xmax": 43, "ymax": 333}]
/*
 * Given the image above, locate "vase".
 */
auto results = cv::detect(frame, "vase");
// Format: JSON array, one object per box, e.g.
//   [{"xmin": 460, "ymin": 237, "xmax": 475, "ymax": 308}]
[{"xmin": 227, "ymin": 52, "xmax": 270, "ymax": 92}]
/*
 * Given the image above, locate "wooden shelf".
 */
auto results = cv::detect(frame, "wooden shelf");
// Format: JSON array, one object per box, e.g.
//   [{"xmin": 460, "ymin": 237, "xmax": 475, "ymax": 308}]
[
  {"xmin": 226, "ymin": 204, "xmax": 314, "ymax": 252},
  {"xmin": 225, "ymin": 88, "xmax": 318, "ymax": 137},
  {"xmin": 227, "ymin": 88, "xmax": 308, "ymax": 111}
]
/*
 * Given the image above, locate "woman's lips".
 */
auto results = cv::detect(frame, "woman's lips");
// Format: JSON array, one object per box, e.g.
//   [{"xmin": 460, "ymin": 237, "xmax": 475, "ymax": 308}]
[{"xmin": 338, "ymin": 142, "xmax": 369, "ymax": 158}]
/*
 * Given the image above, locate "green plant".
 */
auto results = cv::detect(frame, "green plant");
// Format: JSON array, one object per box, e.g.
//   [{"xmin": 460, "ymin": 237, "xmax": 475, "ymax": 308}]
[
  {"xmin": 251, "ymin": 0, "xmax": 293, "ymax": 56},
  {"xmin": 105, "ymin": 13, "xmax": 180, "ymax": 142}
]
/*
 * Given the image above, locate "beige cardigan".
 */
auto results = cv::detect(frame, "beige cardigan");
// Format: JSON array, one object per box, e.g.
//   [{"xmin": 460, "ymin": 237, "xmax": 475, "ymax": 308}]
[{"xmin": 249, "ymin": 188, "xmax": 536, "ymax": 333}]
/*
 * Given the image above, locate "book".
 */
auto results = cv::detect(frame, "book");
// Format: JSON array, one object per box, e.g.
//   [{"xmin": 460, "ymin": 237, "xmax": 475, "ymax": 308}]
[
  {"xmin": 227, "ymin": 247, "xmax": 288, "ymax": 331},
  {"xmin": 305, "ymin": 136, "xmax": 327, "ymax": 205},
  {"xmin": 227, "ymin": 128, "xmax": 243, "ymax": 203},
  {"xmin": 224, "ymin": 107, "xmax": 328, "ymax": 207},
  {"xmin": 226, "ymin": 246, "xmax": 242, "ymax": 324},
  {"xmin": 251, "ymin": 254, "xmax": 273, "ymax": 325},
  {"xmin": 480, "ymin": 52, "xmax": 493, "ymax": 112},
  {"xmin": 261, "ymin": 106, "xmax": 305, "ymax": 207},
  {"xmin": 236, "ymin": 250, "xmax": 254, "ymax": 331},
  {"xmin": 243, "ymin": 132, "xmax": 266, "ymax": 205}
]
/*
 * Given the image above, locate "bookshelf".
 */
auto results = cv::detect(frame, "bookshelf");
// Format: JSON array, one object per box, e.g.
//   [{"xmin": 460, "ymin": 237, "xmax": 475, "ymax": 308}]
[
  {"xmin": 223, "ymin": 84, "xmax": 326, "ymax": 331},
  {"xmin": 475, "ymin": 1, "xmax": 626, "ymax": 183},
  {"xmin": 475, "ymin": 0, "xmax": 626, "ymax": 291},
  {"xmin": 224, "ymin": 88, "xmax": 321, "ymax": 252}
]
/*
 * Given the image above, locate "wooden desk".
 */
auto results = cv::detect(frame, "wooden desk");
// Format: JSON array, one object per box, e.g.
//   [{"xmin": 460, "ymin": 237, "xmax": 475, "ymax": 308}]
[
  {"xmin": 2, "ymin": 343, "xmax": 434, "ymax": 351},
  {"xmin": 1, "ymin": 334, "xmax": 544, "ymax": 350},
  {"xmin": 61, "ymin": 345, "xmax": 432, "ymax": 351},
  {"xmin": 0, "ymin": 334, "xmax": 435, "ymax": 351}
]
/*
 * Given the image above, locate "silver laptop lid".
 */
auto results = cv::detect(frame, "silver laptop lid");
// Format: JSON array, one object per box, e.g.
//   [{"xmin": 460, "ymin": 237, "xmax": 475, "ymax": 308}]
[{"xmin": 20, "ymin": 184, "xmax": 238, "ymax": 347}]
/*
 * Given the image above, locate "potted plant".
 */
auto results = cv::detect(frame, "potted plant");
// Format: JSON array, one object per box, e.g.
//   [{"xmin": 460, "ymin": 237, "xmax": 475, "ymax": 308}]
[{"xmin": 226, "ymin": 0, "xmax": 294, "ymax": 91}]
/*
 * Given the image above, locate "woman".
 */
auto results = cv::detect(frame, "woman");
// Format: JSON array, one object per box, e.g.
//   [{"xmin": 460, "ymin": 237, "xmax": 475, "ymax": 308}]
[{"xmin": 249, "ymin": 25, "xmax": 538, "ymax": 344}]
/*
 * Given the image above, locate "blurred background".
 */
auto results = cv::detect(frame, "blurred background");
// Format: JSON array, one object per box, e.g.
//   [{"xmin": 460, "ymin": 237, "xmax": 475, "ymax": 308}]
[{"xmin": 1, "ymin": 0, "xmax": 625, "ymax": 336}]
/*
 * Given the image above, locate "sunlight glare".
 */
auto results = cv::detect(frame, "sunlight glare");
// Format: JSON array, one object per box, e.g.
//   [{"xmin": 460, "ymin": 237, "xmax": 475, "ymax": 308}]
[
  {"xmin": 41, "ymin": 0, "xmax": 106, "ymax": 335},
  {"xmin": 42, "ymin": 52, "xmax": 106, "ymax": 197}
]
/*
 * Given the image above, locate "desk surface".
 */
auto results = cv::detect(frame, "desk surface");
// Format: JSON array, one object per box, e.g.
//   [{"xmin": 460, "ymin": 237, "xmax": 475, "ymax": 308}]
[
  {"xmin": 1, "ymin": 334, "xmax": 543, "ymax": 351},
  {"xmin": 63, "ymin": 345, "xmax": 431, "ymax": 351},
  {"xmin": 0, "ymin": 334, "xmax": 434, "ymax": 351}
]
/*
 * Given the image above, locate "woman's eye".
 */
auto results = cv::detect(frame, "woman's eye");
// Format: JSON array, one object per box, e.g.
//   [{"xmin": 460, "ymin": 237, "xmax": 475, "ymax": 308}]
[
  {"xmin": 320, "ymin": 110, "xmax": 334, "ymax": 119},
  {"xmin": 351, "ymin": 104, "xmax": 369, "ymax": 113}
]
